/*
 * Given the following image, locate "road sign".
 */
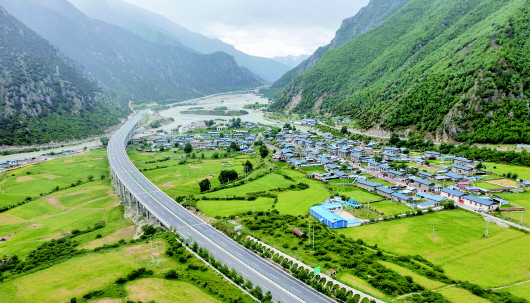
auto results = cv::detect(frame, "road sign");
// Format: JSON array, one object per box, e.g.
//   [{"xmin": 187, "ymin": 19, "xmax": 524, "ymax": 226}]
[{"xmin": 313, "ymin": 266, "xmax": 321, "ymax": 275}]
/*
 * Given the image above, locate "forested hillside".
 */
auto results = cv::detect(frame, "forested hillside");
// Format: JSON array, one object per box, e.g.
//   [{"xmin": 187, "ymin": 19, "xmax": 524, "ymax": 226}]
[
  {"xmin": 267, "ymin": 0, "xmax": 411, "ymax": 97},
  {"xmin": 68, "ymin": 0, "xmax": 292, "ymax": 82},
  {"xmin": 269, "ymin": 0, "xmax": 530, "ymax": 144},
  {"xmin": 0, "ymin": 0, "xmax": 262, "ymax": 104},
  {"xmin": 0, "ymin": 6, "xmax": 126, "ymax": 145}
]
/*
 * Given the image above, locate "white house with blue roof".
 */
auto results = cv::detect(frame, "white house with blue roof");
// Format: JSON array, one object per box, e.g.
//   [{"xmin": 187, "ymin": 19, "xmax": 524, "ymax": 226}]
[{"xmin": 462, "ymin": 195, "xmax": 499, "ymax": 211}]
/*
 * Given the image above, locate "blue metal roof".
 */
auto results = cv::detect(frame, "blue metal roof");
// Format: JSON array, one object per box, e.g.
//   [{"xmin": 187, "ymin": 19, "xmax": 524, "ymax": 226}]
[
  {"xmin": 310, "ymin": 204, "xmax": 346, "ymax": 222},
  {"xmin": 452, "ymin": 164, "xmax": 473, "ymax": 171},
  {"xmin": 441, "ymin": 187, "xmax": 466, "ymax": 197},
  {"xmin": 411, "ymin": 177, "xmax": 434, "ymax": 186},
  {"xmin": 464, "ymin": 195, "xmax": 497, "ymax": 206},
  {"xmin": 376, "ymin": 186, "xmax": 395, "ymax": 194},
  {"xmin": 417, "ymin": 192, "xmax": 446, "ymax": 202},
  {"xmin": 357, "ymin": 179, "xmax": 382, "ymax": 187},
  {"xmin": 445, "ymin": 172, "xmax": 465, "ymax": 179},
  {"xmin": 392, "ymin": 192, "xmax": 412, "ymax": 201}
]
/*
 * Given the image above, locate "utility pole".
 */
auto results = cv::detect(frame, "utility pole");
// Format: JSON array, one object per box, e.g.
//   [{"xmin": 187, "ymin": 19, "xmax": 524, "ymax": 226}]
[
  {"xmin": 312, "ymin": 225, "xmax": 315, "ymax": 251},
  {"xmin": 485, "ymin": 221, "xmax": 489, "ymax": 237},
  {"xmin": 308, "ymin": 222, "xmax": 311, "ymax": 245}
]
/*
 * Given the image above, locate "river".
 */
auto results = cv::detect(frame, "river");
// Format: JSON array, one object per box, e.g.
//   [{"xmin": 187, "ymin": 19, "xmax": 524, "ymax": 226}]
[
  {"xmin": 158, "ymin": 93, "xmax": 281, "ymax": 131},
  {"xmin": 0, "ymin": 93, "xmax": 278, "ymax": 162}
]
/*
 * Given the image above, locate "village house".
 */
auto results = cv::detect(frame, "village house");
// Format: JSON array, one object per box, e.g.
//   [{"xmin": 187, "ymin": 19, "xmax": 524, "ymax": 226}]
[
  {"xmin": 454, "ymin": 157, "xmax": 475, "ymax": 167},
  {"xmin": 376, "ymin": 186, "xmax": 395, "ymax": 198},
  {"xmin": 391, "ymin": 192, "xmax": 413, "ymax": 204},
  {"xmin": 417, "ymin": 171, "xmax": 435, "ymax": 180},
  {"xmin": 356, "ymin": 179, "xmax": 382, "ymax": 191},
  {"xmin": 451, "ymin": 164, "xmax": 476, "ymax": 176},
  {"xmin": 410, "ymin": 177, "xmax": 435, "ymax": 192},
  {"xmin": 462, "ymin": 195, "xmax": 499, "ymax": 212},
  {"xmin": 424, "ymin": 151, "xmax": 441, "ymax": 160}
]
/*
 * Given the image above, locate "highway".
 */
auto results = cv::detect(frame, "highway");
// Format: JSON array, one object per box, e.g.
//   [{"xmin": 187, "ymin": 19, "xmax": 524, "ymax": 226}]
[{"xmin": 108, "ymin": 112, "xmax": 335, "ymax": 303}]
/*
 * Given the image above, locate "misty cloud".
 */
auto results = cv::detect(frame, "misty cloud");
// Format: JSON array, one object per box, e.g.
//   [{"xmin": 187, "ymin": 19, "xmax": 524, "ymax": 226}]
[{"xmin": 123, "ymin": 0, "xmax": 369, "ymax": 57}]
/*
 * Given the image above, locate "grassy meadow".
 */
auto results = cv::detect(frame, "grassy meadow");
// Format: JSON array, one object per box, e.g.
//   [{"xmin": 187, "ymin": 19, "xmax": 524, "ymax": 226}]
[
  {"xmin": 196, "ymin": 197, "xmax": 275, "ymax": 217},
  {"xmin": 484, "ymin": 162, "xmax": 530, "ymax": 180},
  {"xmin": 0, "ymin": 148, "xmax": 253, "ymax": 303},
  {"xmin": 337, "ymin": 209, "xmax": 530, "ymax": 288},
  {"xmin": 0, "ymin": 180, "xmax": 132, "ymax": 256},
  {"xmin": 368, "ymin": 200, "xmax": 413, "ymax": 216},
  {"xmin": 0, "ymin": 240, "xmax": 251, "ymax": 303},
  {"xmin": 0, "ymin": 149, "xmax": 110, "ymax": 208}
]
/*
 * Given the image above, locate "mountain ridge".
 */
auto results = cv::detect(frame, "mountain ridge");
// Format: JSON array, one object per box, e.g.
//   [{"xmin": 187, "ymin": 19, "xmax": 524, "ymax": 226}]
[
  {"xmin": 0, "ymin": 0, "xmax": 263, "ymax": 105},
  {"xmin": 67, "ymin": 0, "xmax": 292, "ymax": 82},
  {"xmin": 267, "ymin": 0, "xmax": 411, "ymax": 97},
  {"xmin": 0, "ymin": 6, "xmax": 126, "ymax": 145},
  {"xmin": 269, "ymin": 0, "xmax": 530, "ymax": 144}
]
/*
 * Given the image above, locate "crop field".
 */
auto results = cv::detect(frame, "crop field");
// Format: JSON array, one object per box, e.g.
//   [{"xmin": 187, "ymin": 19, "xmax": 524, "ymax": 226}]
[
  {"xmin": 499, "ymin": 211, "xmax": 530, "ymax": 225},
  {"xmin": 484, "ymin": 162, "xmax": 530, "ymax": 180},
  {"xmin": 196, "ymin": 197, "xmax": 275, "ymax": 217},
  {"xmin": 435, "ymin": 287, "xmax": 490, "ymax": 303},
  {"xmin": 497, "ymin": 192, "xmax": 530, "ymax": 209},
  {"xmin": 472, "ymin": 181, "xmax": 504, "ymax": 190},
  {"xmin": 489, "ymin": 178, "xmax": 518, "ymax": 187},
  {"xmin": 300, "ymin": 166, "xmax": 326, "ymax": 174},
  {"xmin": 368, "ymin": 200, "xmax": 412, "ymax": 216},
  {"xmin": 338, "ymin": 274, "xmax": 389, "ymax": 301},
  {"xmin": 0, "ymin": 240, "xmax": 250, "ymax": 303},
  {"xmin": 0, "ymin": 149, "xmax": 110, "ymax": 208},
  {"xmin": 330, "ymin": 186, "xmax": 383, "ymax": 203},
  {"xmin": 337, "ymin": 210, "xmax": 530, "ymax": 288},
  {"xmin": 0, "ymin": 181, "xmax": 132, "ymax": 257},
  {"xmin": 379, "ymin": 261, "xmax": 445, "ymax": 290},
  {"xmin": 201, "ymin": 172, "xmax": 296, "ymax": 198},
  {"xmin": 126, "ymin": 278, "xmax": 220, "ymax": 303},
  {"xmin": 274, "ymin": 170, "xmax": 330, "ymax": 216},
  {"xmin": 129, "ymin": 149, "xmax": 268, "ymax": 197},
  {"xmin": 501, "ymin": 281, "xmax": 530, "ymax": 300}
]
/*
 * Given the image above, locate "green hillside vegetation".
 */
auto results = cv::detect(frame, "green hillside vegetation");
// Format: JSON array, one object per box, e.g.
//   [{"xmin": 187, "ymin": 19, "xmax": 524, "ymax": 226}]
[
  {"xmin": 270, "ymin": 0, "xmax": 530, "ymax": 144},
  {"xmin": 268, "ymin": 0, "xmax": 411, "ymax": 97},
  {"xmin": 0, "ymin": 6, "xmax": 125, "ymax": 145}
]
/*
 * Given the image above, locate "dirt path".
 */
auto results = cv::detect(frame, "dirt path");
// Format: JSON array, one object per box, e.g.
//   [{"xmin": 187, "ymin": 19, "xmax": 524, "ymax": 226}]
[
  {"xmin": 395, "ymin": 284, "xmax": 458, "ymax": 300},
  {"xmin": 490, "ymin": 279, "xmax": 530, "ymax": 290},
  {"xmin": 45, "ymin": 190, "xmax": 118, "ymax": 210}
]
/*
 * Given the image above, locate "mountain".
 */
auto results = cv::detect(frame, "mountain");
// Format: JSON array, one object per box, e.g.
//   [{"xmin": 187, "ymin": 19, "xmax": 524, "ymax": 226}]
[
  {"xmin": 272, "ymin": 55, "xmax": 310, "ymax": 68},
  {"xmin": 0, "ymin": 6, "xmax": 126, "ymax": 146},
  {"xmin": 0, "ymin": 0, "xmax": 262, "ymax": 105},
  {"xmin": 67, "ymin": 0, "xmax": 292, "ymax": 82},
  {"xmin": 269, "ymin": 0, "xmax": 530, "ymax": 144},
  {"xmin": 267, "ymin": 0, "xmax": 411, "ymax": 96}
]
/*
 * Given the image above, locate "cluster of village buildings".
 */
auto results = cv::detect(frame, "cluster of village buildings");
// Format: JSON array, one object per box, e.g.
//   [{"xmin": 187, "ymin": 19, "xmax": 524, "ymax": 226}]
[
  {"xmin": 0, "ymin": 150, "xmax": 79, "ymax": 171},
  {"xmin": 269, "ymin": 128, "xmax": 526, "ymax": 228},
  {"xmin": 137, "ymin": 121, "xmax": 268, "ymax": 155}
]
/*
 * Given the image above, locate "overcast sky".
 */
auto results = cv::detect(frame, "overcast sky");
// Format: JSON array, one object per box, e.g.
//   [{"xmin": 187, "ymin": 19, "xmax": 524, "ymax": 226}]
[{"xmin": 123, "ymin": 0, "xmax": 370, "ymax": 58}]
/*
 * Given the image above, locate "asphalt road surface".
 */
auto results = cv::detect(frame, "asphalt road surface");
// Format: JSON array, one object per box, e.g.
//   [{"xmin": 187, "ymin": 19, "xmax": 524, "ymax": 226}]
[{"xmin": 108, "ymin": 112, "xmax": 335, "ymax": 303}]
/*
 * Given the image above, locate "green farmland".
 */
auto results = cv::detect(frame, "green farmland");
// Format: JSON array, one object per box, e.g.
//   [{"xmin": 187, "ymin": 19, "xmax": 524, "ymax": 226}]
[
  {"xmin": 484, "ymin": 162, "xmax": 530, "ymax": 180},
  {"xmin": 337, "ymin": 210, "xmax": 530, "ymax": 288},
  {"xmin": 196, "ymin": 197, "xmax": 275, "ymax": 217},
  {"xmin": 368, "ymin": 200, "xmax": 412, "ymax": 216},
  {"xmin": 0, "ymin": 149, "xmax": 110, "ymax": 208}
]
